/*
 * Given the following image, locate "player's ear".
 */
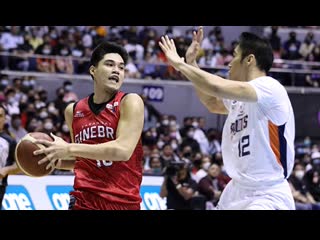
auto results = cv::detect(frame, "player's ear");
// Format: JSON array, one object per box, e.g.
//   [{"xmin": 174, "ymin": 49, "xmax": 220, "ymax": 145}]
[
  {"xmin": 247, "ymin": 54, "xmax": 254, "ymax": 64},
  {"xmin": 89, "ymin": 65, "xmax": 95, "ymax": 75}
]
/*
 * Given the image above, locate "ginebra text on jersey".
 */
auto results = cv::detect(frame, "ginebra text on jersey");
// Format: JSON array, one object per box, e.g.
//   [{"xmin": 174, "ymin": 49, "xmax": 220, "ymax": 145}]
[{"xmin": 74, "ymin": 125, "xmax": 115, "ymax": 143}]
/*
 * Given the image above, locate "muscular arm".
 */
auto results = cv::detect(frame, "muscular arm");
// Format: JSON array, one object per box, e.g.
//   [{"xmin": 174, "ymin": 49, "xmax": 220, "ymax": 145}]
[
  {"xmin": 194, "ymin": 86, "xmax": 228, "ymax": 114},
  {"xmin": 189, "ymin": 62, "xmax": 228, "ymax": 114},
  {"xmin": 68, "ymin": 93, "xmax": 144, "ymax": 161},
  {"xmin": 178, "ymin": 62, "xmax": 257, "ymax": 102},
  {"xmin": 159, "ymin": 35, "xmax": 257, "ymax": 102}
]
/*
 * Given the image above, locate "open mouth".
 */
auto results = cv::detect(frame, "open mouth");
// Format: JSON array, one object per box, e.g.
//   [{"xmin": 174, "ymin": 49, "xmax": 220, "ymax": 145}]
[{"xmin": 109, "ymin": 76, "xmax": 119, "ymax": 83}]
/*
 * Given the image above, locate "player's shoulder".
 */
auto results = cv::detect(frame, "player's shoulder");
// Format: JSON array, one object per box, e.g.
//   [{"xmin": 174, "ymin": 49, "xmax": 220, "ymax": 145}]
[
  {"xmin": 120, "ymin": 93, "xmax": 144, "ymax": 108},
  {"xmin": 249, "ymin": 76, "xmax": 287, "ymax": 98},
  {"xmin": 250, "ymin": 76, "xmax": 283, "ymax": 88},
  {"xmin": 121, "ymin": 92, "xmax": 143, "ymax": 102}
]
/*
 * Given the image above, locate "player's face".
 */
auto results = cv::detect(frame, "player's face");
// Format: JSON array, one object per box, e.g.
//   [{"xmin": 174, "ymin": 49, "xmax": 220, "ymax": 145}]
[
  {"xmin": 228, "ymin": 45, "xmax": 246, "ymax": 82},
  {"xmin": 91, "ymin": 53, "xmax": 125, "ymax": 91}
]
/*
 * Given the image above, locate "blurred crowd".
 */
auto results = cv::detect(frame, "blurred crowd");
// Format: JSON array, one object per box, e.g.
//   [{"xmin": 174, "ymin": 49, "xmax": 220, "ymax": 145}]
[{"xmin": 1, "ymin": 26, "xmax": 320, "ymax": 86}]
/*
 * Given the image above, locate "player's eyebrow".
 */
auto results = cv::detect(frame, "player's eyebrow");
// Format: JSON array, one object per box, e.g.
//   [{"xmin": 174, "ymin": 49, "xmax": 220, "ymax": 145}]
[{"xmin": 104, "ymin": 59, "xmax": 125, "ymax": 66}]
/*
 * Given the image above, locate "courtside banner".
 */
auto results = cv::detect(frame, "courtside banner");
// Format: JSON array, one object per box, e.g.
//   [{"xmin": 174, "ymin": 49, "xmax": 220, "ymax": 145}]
[{"xmin": 2, "ymin": 175, "xmax": 166, "ymax": 210}]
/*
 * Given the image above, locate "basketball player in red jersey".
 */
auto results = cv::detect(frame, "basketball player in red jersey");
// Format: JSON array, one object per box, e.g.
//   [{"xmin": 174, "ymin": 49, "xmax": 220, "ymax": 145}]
[{"xmin": 33, "ymin": 41, "xmax": 144, "ymax": 210}]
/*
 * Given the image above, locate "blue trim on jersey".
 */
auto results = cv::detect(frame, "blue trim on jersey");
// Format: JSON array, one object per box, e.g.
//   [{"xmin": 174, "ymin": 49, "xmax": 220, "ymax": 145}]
[{"xmin": 278, "ymin": 124, "xmax": 287, "ymax": 178}]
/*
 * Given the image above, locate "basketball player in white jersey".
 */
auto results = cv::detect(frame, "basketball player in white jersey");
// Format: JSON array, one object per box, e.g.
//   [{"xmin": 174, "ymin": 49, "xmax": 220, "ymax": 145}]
[{"xmin": 159, "ymin": 27, "xmax": 295, "ymax": 210}]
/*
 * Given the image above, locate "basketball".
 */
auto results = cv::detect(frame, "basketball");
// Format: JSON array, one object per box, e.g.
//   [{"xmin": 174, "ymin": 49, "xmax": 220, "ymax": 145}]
[{"xmin": 15, "ymin": 132, "xmax": 54, "ymax": 177}]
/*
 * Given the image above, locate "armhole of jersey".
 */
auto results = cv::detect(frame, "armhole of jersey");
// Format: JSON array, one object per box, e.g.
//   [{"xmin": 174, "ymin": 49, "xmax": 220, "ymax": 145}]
[
  {"xmin": 121, "ymin": 93, "xmax": 129, "ymax": 101},
  {"xmin": 73, "ymin": 101, "xmax": 79, "ymax": 112}
]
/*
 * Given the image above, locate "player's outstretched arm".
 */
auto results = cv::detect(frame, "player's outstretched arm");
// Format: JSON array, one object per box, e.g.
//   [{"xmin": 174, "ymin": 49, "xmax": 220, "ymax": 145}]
[{"xmin": 159, "ymin": 35, "xmax": 257, "ymax": 102}]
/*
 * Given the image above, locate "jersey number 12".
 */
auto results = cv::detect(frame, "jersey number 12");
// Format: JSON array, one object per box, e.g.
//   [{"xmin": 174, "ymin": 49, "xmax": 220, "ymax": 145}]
[{"xmin": 238, "ymin": 135, "xmax": 250, "ymax": 157}]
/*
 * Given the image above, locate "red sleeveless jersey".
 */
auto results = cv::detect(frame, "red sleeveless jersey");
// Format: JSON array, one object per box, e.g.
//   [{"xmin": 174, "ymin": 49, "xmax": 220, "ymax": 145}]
[{"xmin": 70, "ymin": 91, "xmax": 143, "ymax": 208}]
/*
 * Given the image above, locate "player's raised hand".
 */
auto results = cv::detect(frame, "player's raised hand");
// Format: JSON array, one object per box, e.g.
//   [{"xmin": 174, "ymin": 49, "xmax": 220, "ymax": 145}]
[
  {"xmin": 186, "ymin": 26, "xmax": 204, "ymax": 65},
  {"xmin": 159, "ymin": 35, "xmax": 185, "ymax": 71}
]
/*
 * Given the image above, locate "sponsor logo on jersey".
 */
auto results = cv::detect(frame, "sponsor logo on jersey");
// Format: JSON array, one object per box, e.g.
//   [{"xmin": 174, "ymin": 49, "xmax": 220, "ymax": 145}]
[
  {"xmin": 106, "ymin": 104, "xmax": 113, "ymax": 109},
  {"xmin": 46, "ymin": 186, "xmax": 73, "ymax": 210},
  {"xmin": 2, "ymin": 185, "xmax": 35, "ymax": 210},
  {"xmin": 106, "ymin": 102, "xmax": 119, "ymax": 113},
  {"xmin": 74, "ymin": 125, "xmax": 115, "ymax": 143},
  {"xmin": 74, "ymin": 111, "xmax": 85, "ymax": 118},
  {"xmin": 230, "ymin": 114, "xmax": 248, "ymax": 135}
]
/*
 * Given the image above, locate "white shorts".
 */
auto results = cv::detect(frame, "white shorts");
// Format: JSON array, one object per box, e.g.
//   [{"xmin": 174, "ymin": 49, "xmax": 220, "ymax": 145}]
[{"xmin": 216, "ymin": 179, "xmax": 295, "ymax": 210}]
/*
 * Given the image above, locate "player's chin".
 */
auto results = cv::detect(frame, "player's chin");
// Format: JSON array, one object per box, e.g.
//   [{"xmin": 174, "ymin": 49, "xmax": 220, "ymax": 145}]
[{"xmin": 105, "ymin": 84, "xmax": 120, "ymax": 92}]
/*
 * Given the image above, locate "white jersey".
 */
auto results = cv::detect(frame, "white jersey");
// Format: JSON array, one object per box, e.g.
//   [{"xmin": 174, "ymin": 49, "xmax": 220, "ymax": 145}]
[{"xmin": 222, "ymin": 76, "xmax": 295, "ymax": 187}]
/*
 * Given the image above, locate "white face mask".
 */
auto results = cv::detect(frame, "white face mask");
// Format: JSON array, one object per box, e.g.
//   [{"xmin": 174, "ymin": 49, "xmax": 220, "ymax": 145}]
[
  {"xmin": 39, "ymin": 111, "xmax": 48, "ymax": 119},
  {"xmin": 157, "ymin": 140, "xmax": 164, "ymax": 149},
  {"xmin": 162, "ymin": 119, "xmax": 169, "ymax": 126},
  {"xmin": 171, "ymin": 143, "xmax": 178, "ymax": 150},
  {"xmin": 192, "ymin": 121, "xmax": 198, "ymax": 128},
  {"xmin": 202, "ymin": 162, "xmax": 211, "ymax": 171},
  {"xmin": 295, "ymin": 170, "xmax": 304, "ymax": 180},
  {"xmin": 62, "ymin": 124, "xmax": 69, "ymax": 133},
  {"xmin": 44, "ymin": 122, "xmax": 53, "ymax": 130},
  {"xmin": 48, "ymin": 106, "xmax": 56, "ymax": 113},
  {"xmin": 8, "ymin": 97, "xmax": 15, "ymax": 104},
  {"xmin": 169, "ymin": 120, "xmax": 176, "ymax": 126},
  {"xmin": 187, "ymin": 131, "xmax": 194, "ymax": 138}
]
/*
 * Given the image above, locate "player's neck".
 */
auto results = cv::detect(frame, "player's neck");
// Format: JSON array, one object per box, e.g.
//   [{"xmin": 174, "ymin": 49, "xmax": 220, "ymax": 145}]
[
  {"xmin": 247, "ymin": 68, "xmax": 266, "ymax": 82},
  {"xmin": 93, "ymin": 91, "xmax": 117, "ymax": 104}
]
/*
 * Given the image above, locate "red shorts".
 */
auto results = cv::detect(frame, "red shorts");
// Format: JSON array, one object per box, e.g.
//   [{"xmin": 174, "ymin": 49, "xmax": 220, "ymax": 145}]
[{"xmin": 69, "ymin": 190, "xmax": 140, "ymax": 210}]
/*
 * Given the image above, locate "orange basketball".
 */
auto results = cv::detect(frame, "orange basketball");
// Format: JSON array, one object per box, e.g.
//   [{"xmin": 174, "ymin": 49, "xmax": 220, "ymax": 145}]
[{"xmin": 15, "ymin": 132, "xmax": 54, "ymax": 177}]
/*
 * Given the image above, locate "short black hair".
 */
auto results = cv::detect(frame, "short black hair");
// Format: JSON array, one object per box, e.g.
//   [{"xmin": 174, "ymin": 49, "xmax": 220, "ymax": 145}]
[
  {"xmin": 238, "ymin": 32, "xmax": 274, "ymax": 74},
  {"xmin": 90, "ymin": 41, "xmax": 128, "ymax": 67}
]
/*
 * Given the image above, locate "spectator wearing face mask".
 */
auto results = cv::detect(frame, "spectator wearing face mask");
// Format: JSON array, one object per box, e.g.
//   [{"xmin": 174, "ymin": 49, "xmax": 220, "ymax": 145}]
[
  {"xmin": 62, "ymin": 81, "xmax": 78, "ymax": 103},
  {"xmin": 38, "ymin": 107, "xmax": 49, "ymax": 120},
  {"xmin": 156, "ymin": 114, "xmax": 171, "ymax": 136},
  {"xmin": 4, "ymin": 88, "xmax": 20, "ymax": 116},
  {"xmin": 192, "ymin": 155, "xmax": 213, "ymax": 183},
  {"xmin": 180, "ymin": 126, "xmax": 200, "ymax": 154},
  {"xmin": 0, "ymin": 75, "xmax": 10, "ymax": 91},
  {"xmin": 59, "ymin": 120, "xmax": 71, "ymax": 143},
  {"xmin": 160, "ymin": 143, "xmax": 180, "ymax": 167},
  {"xmin": 42, "ymin": 118, "xmax": 55, "ymax": 135},
  {"xmin": 144, "ymin": 156, "xmax": 163, "ymax": 176},
  {"xmin": 35, "ymin": 43, "xmax": 56, "ymax": 73},
  {"xmin": 192, "ymin": 117, "xmax": 209, "ymax": 155},
  {"xmin": 55, "ymin": 45, "xmax": 74, "ymax": 74},
  {"xmin": 8, "ymin": 114, "xmax": 27, "ymax": 142}
]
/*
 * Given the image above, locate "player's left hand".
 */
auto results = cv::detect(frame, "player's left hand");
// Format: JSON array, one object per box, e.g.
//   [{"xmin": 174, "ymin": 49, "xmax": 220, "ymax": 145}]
[
  {"xmin": 159, "ymin": 35, "xmax": 185, "ymax": 71},
  {"xmin": 33, "ymin": 133, "xmax": 73, "ymax": 168},
  {"xmin": 186, "ymin": 26, "xmax": 203, "ymax": 64}
]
